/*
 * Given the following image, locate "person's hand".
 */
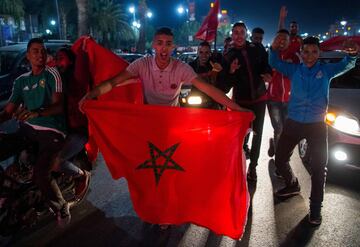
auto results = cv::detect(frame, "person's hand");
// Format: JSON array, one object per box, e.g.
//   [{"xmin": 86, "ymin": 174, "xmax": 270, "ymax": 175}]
[
  {"xmin": 79, "ymin": 92, "xmax": 91, "ymax": 114},
  {"xmin": 279, "ymin": 6, "xmax": 288, "ymax": 20},
  {"xmin": 15, "ymin": 107, "xmax": 39, "ymax": 121},
  {"xmin": 261, "ymin": 73, "xmax": 272, "ymax": 82},
  {"xmin": 210, "ymin": 61, "xmax": 223, "ymax": 73},
  {"xmin": 343, "ymin": 39, "xmax": 359, "ymax": 56},
  {"xmin": 230, "ymin": 58, "xmax": 240, "ymax": 74}
]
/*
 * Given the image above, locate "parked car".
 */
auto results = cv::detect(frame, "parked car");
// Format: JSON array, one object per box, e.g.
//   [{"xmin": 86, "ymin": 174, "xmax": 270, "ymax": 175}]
[
  {"xmin": 298, "ymin": 51, "xmax": 360, "ymax": 170},
  {"xmin": 116, "ymin": 53, "xmax": 143, "ymax": 63},
  {"xmin": 0, "ymin": 41, "xmax": 71, "ymax": 108},
  {"xmin": 178, "ymin": 52, "xmax": 197, "ymax": 63}
]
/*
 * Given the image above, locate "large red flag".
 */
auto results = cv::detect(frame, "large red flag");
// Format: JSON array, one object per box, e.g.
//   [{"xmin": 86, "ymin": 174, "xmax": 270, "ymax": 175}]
[
  {"xmin": 320, "ymin": 36, "xmax": 360, "ymax": 51},
  {"xmin": 194, "ymin": 0, "xmax": 220, "ymax": 42},
  {"xmin": 71, "ymin": 36, "xmax": 143, "ymax": 161},
  {"xmin": 83, "ymin": 100, "xmax": 253, "ymax": 239}
]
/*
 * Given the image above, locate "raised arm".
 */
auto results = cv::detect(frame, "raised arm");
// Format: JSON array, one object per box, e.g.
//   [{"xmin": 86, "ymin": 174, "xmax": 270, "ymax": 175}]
[
  {"xmin": 278, "ymin": 6, "xmax": 287, "ymax": 30},
  {"xmin": 269, "ymin": 34, "xmax": 298, "ymax": 78},
  {"xmin": 325, "ymin": 40, "xmax": 359, "ymax": 79}
]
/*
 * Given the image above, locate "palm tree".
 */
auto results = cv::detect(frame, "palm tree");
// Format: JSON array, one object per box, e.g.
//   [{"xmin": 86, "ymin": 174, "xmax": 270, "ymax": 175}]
[
  {"xmin": 76, "ymin": 0, "xmax": 88, "ymax": 36},
  {"xmin": 89, "ymin": 0, "xmax": 134, "ymax": 48},
  {"xmin": 0, "ymin": 0, "xmax": 25, "ymax": 24},
  {"xmin": 136, "ymin": 0, "xmax": 147, "ymax": 53}
]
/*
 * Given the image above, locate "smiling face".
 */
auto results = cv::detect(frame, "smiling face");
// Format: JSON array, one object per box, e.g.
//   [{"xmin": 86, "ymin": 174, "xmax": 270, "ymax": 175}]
[
  {"xmin": 26, "ymin": 42, "xmax": 47, "ymax": 70},
  {"xmin": 301, "ymin": 44, "xmax": 320, "ymax": 68},
  {"xmin": 231, "ymin": 25, "xmax": 247, "ymax": 48},
  {"xmin": 277, "ymin": 33, "xmax": 290, "ymax": 51},
  {"xmin": 55, "ymin": 51, "xmax": 73, "ymax": 73},
  {"xmin": 152, "ymin": 34, "xmax": 175, "ymax": 69},
  {"xmin": 198, "ymin": 45, "xmax": 211, "ymax": 66}
]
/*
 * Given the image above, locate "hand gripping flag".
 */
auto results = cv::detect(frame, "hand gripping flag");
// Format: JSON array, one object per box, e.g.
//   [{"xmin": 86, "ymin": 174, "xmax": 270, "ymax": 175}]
[
  {"xmin": 83, "ymin": 99, "xmax": 253, "ymax": 239},
  {"xmin": 194, "ymin": 0, "xmax": 220, "ymax": 42},
  {"xmin": 71, "ymin": 36, "xmax": 143, "ymax": 161}
]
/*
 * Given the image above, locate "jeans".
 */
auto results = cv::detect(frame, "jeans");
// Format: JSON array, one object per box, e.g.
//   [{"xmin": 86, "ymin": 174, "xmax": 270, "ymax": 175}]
[
  {"xmin": 0, "ymin": 123, "xmax": 66, "ymax": 212},
  {"xmin": 53, "ymin": 132, "xmax": 88, "ymax": 177},
  {"xmin": 275, "ymin": 119, "xmax": 328, "ymax": 203},
  {"xmin": 267, "ymin": 101, "xmax": 288, "ymax": 150},
  {"xmin": 240, "ymin": 101, "xmax": 266, "ymax": 167}
]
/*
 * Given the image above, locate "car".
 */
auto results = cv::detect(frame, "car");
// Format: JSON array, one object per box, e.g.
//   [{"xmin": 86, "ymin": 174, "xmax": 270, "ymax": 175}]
[
  {"xmin": 298, "ymin": 51, "xmax": 360, "ymax": 170},
  {"xmin": 178, "ymin": 52, "xmax": 197, "ymax": 63},
  {"xmin": 0, "ymin": 40, "xmax": 71, "ymax": 108},
  {"xmin": 116, "ymin": 53, "xmax": 144, "ymax": 63}
]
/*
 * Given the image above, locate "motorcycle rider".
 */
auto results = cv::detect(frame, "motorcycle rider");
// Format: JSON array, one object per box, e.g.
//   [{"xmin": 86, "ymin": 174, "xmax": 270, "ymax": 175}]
[
  {"xmin": 53, "ymin": 47, "xmax": 91, "ymax": 202},
  {"xmin": 0, "ymin": 38, "xmax": 70, "ymax": 226}
]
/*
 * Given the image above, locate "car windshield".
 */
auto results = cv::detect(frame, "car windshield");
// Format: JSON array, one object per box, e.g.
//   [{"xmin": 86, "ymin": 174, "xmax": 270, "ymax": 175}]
[
  {"xmin": 330, "ymin": 59, "xmax": 360, "ymax": 89},
  {"xmin": 0, "ymin": 51, "xmax": 19, "ymax": 76}
]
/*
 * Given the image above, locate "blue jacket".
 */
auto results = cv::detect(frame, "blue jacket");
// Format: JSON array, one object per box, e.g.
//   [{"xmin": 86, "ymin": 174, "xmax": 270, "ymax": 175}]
[{"xmin": 269, "ymin": 49, "xmax": 357, "ymax": 123}]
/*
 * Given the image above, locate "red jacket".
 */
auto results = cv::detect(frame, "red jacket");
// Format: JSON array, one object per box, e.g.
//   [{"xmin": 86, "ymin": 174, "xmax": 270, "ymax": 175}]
[{"xmin": 267, "ymin": 48, "xmax": 300, "ymax": 102}]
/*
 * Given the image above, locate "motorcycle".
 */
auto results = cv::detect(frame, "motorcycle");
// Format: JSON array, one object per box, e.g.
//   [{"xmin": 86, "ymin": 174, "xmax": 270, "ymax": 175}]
[
  {"xmin": 0, "ymin": 143, "xmax": 92, "ymax": 236},
  {"xmin": 179, "ymin": 85, "xmax": 224, "ymax": 110}
]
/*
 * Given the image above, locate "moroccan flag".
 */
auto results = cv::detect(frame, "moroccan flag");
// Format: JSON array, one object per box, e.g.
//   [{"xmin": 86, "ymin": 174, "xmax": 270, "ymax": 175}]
[
  {"xmin": 194, "ymin": 0, "xmax": 220, "ymax": 42},
  {"xmin": 320, "ymin": 36, "xmax": 360, "ymax": 51},
  {"xmin": 83, "ymin": 100, "xmax": 253, "ymax": 239},
  {"xmin": 71, "ymin": 36, "xmax": 143, "ymax": 161}
]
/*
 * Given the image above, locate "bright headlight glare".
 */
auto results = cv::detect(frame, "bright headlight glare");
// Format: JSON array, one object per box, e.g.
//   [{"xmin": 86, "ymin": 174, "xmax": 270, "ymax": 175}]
[
  {"xmin": 187, "ymin": 96, "xmax": 202, "ymax": 105},
  {"xmin": 333, "ymin": 115, "xmax": 359, "ymax": 134},
  {"xmin": 326, "ymin": 113, "xmax": 336, "ymax": 122}
]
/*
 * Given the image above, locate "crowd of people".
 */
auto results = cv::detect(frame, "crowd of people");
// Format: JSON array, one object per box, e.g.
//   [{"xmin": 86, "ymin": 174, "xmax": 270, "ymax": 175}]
[{"xmin": 0, "ymin": 5, "xmax": 358, "ymax": 232}]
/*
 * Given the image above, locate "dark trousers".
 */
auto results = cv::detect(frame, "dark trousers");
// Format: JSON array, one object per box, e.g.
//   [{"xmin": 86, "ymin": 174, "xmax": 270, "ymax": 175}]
[
  {"xmin": 275, "ymin": 119, "xmax": 328, "ymax": 203},
  {"xmin": 267, "ymin": 101, "xmax": 288, "ymax": 150},
  {"xmin": 240, "ymin": 101, "xmax": 266, "ymax": 167},
  {"xmin": 0, "ymin": 123, "xmax": 65, "ymax": 211}
]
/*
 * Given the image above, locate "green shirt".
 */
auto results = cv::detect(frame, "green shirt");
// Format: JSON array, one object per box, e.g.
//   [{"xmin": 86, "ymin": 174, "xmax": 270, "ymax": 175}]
[{"xmin": 9, "ymin": 66, "xmax": 66, "ymax": 133}]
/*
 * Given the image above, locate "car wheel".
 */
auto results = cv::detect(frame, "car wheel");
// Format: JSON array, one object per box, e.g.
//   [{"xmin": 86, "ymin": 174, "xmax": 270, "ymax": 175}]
[{"xmin": 298, "ymin": 139, "xmax": 311, "ymax": 164}]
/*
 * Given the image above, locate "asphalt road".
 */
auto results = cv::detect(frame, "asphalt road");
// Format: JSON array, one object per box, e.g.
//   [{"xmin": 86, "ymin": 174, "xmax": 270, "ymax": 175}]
[{"xmin": 2, "ymin": 113, "xmax": 360, "ymax": 247}]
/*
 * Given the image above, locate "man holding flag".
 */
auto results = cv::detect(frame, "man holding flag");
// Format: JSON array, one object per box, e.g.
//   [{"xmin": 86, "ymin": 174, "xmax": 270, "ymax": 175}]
[
  {"xmin": 78, "ymin": 26, "xmax": 254, "ymax": 239},
  {"xmin": 82, "ymin": 27, "xmax": 246, "ymax": 111}
]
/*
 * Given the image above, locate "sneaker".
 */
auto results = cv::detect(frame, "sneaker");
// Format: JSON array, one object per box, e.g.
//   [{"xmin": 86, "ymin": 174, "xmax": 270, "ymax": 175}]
[
  {"xmin": 247, "ymin": 167, "xmax": 257, "ymax": 182},
  {"xmin": 308, "ymin": 203, "xmax": 322, "ymax": 226},
  {"xmin": 275, "ymin": 179, "xmax": 301, "ymax": 198},
  {"xmin": 244, "ymin": 145, "xmax": 250, "ymax": 160},
  {"xmin": 268, "ymin": 138, "xmax": 275, "ymax": 157},
  {"xmin": 75, "ymin": 170, "xmax": 91, "ymax": 200},
  {"xmin": 57, "ymin": 202, "xmax": 71, "ymax": 227}
]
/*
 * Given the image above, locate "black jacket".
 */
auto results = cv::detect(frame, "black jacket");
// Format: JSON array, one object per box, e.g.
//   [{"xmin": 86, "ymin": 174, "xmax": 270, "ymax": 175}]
[{"xmin": 217, "ymin": 41, "xmax": 271, "ymax": 102}]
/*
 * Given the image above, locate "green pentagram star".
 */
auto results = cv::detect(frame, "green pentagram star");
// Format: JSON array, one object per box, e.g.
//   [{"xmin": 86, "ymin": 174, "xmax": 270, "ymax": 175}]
[{"xmin": 136, "ymin": 142, "xmax": 185, "ymax": 185}]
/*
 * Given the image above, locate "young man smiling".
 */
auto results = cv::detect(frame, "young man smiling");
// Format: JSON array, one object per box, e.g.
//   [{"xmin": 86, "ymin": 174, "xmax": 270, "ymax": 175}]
[
  {"xmin": 269, "ymin": 36, "xmax": 358, "ymax": 226},
  {"xmin": 83, "ymin": 27, "xmax": 245, "ymax": 112}
]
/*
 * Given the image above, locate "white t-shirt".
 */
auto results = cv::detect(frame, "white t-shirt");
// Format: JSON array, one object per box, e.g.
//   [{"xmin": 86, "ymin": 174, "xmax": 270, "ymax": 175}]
[{"xmin": 126, "ymin": 56, "xmax": 197, "ymax": 106}]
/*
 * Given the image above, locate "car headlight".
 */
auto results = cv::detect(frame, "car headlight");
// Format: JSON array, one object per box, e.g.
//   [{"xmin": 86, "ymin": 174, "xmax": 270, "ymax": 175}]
[
  {"xmin": 326, "ymin": 112, "xmax": 360, "ymax": 136},
  {"xmin": 187, "ymin": 96, "xmax": 202, "ymax": 105}
]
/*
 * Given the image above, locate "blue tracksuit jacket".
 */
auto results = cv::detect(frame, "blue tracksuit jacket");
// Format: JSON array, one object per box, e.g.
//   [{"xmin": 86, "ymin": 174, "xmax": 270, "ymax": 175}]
[{"xmin": 269, "ymin": 49, "xmax": 357, "ymax": 123}]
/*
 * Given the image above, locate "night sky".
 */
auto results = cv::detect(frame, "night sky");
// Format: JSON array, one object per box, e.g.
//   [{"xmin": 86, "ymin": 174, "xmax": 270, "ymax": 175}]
[{"xmin": 121, "ymin": 0, "xmax": 360, "ymax": 44}]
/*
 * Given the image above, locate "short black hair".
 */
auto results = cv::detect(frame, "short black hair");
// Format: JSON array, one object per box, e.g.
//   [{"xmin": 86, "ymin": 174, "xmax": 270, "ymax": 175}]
[
  {"xmin": 154, "ymin": 27, "xmax": 174, "ymax": 37},
  {"xmin": 303, "ymin": 36, "xmax": 320, "ymax": 47},
  {"xmin": 57, "ymin": 46, "xmax": 76, "ymax": 64},
  {"xmin": 252, "ymin": 27, "xmax": 264, "ymax": 34},
  {"xmin": 277, "ymin": 29, "xmax": 290, "ymax": 35},
  {"xmin": 232, "ymin": 22, "xmax": 247, "ymax": 31},
  {"xmin": 199, "ymin": 41, "xmax": 211, "ymax": 49},
  {"xmin": 27, "ymin": 38, "xmax": 44, "ymax": 51}
]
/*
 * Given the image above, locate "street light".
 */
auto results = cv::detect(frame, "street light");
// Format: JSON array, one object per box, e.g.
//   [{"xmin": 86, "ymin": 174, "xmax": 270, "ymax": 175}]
[
  {"xmin": 340, "ymin": 20, "xmax": 347, "ymax": 26},
  {"xmin": 129, "ymin": 6, "xmax": 135, "ymax": 14},
  {"xmin": 146, "ymin": 11, "xmax": 153, "ymax": 18},
  {"xmin": 50, "ymin": 20, "xmax": 56, "ymax": 26},
  {"xmin": 177, "ymin": 6, "xmax": 185, "ymax": 14}
]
